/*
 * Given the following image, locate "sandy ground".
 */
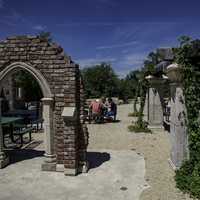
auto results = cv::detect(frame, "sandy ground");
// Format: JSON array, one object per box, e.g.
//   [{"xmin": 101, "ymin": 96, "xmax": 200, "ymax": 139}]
[{"xmin": 87, "ymin": 104, "xmax": 192, "ymax": 200}]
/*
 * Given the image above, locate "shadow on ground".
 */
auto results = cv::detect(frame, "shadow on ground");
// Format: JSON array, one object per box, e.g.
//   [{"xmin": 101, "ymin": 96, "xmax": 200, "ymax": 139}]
[
  {"xmin": 7, "ymin": 149, "xmax": 44, "ymax": 164},
  {"xmin": 87, "ymin": 152, "xmax": 110, "ymax": 169},
  {"xmin": 6, "ymin": 150, "xmax": 110, "ymax": 170}
]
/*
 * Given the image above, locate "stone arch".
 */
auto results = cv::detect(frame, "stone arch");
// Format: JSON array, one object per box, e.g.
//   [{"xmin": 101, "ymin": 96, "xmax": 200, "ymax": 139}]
[
  {"xmin": 0, "ymin": 35, "xmax": 88, "ymax": 175},
  {"xmin": 0, "ymin": 62, "xmax": 56, "ymax": 171},
  {"xmin": 0, "ymin": 62, "xmax": 52, "ymax": 98}
]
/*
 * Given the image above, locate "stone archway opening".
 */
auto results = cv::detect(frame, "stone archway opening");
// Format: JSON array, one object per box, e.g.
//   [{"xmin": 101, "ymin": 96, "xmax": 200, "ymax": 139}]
[{"xmin": 0, "ymin": 62, "xmax": 55, "ymax": 170}]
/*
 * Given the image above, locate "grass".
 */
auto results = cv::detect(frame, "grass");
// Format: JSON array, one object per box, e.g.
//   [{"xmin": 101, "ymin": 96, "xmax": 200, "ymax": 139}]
[
  {"xmin": 128, "ymin": 121, "xmax": 152, "ymax": 133},
  {"xmin": 128, "ymin": 112, "xmax": 144, "ymax": 117}
]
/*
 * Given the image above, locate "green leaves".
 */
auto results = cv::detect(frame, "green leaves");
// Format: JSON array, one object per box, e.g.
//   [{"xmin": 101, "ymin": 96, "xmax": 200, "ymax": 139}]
[
  {"xmin": 81, "ymin": 63, "xmax": 119, "ymax": 98},
  {"xmin": 175, "ymin": 36, "xmax": 200, "ymax": 199},
  {"xmin": 81, "ymin": 63, "xmax": 141, "ymax": 100},
  {"xmin": 14, "ymin": 70, "xmax": 43, "ymax": 101}
]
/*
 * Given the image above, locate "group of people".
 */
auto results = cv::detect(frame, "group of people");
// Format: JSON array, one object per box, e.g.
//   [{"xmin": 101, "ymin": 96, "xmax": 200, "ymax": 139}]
[{"xmin": 89, "ymin": 97, "xmax": 117, "ymax": 123}]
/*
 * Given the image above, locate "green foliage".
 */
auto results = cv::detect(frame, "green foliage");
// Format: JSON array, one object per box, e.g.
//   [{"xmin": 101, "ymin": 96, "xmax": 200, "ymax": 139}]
[
  {"xmin": 38, "ymin": 31, "xmax": 52, "ymax": 43},
  {"xmin": 175, "ymin": 37, "xmax": 200, "ymax": 199},
  {"xmin": 118, "ymin": 70, "xmax": 141, "ymax": 101},
  {"xmin": 128, "ymin": 52, "xmax": 157, "ymax": 132},
  {"xmin": 81, "ymin": 63, "xmax": 119, "ymax": 98},
  {"xmin": 178, "ymin": 35, "xmax": 192, "ymax": 47},
  {"xmin": 128, "ymin": 111, "xmax": 142, "ymax": 117},
  {"xmin": 128, "ymin": 120, "xmax": 151, "ymax": 133},
  {"xmin": 175, "ymin": 161, "xmax": 200, "ymax": 198},
  {"xmin": 143, "ymin": 51, "xmax": 160, "ymax": 74},
  {"xmin": 14, "ymin": 71, "xmax": 43, "ymax": 101},
  {"xmin": 81, "ymin": 63, "xmax": 141, "ymax": 100}
]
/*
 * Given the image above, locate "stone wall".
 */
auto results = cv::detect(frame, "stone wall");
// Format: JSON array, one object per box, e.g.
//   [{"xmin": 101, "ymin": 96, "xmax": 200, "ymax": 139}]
[{"xmin": 0, "ymin": 35, "xmax": 88, "ymax": 175}]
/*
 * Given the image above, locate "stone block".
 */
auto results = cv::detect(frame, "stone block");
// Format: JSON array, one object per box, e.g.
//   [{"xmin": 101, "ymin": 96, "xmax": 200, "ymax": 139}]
[{"xmin": 41, "ymin": 162, "xmax": 56, "ymax": 171}]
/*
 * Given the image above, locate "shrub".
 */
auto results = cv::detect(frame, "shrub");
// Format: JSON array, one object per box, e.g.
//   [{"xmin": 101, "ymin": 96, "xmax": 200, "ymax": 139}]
[
  {"xmin": 128, "ymin": 112, "xmax": 143, "ymax": 117},
  {"xmin": 128, "ymin": 120, "xmax": 151, "ymax": 133},
  {"xmin": 175, "ymin": 161, "xmax": 200, "ymax": 198}
]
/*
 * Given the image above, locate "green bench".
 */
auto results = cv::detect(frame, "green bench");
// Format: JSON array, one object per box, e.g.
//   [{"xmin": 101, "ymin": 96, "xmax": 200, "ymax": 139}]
[
  {"xmin": 13, "ymin": 127, "xmax": 34, "ymax": 148},
  {"xmin": 30, "ymin": 118, "xmax": 44, "ymax": 132}
]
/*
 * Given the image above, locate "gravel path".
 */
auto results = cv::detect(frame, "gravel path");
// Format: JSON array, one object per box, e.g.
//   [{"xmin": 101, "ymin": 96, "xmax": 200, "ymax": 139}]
[{"xmin": 87, "ymin": 104, "xmax": 192, "ymax": 200}]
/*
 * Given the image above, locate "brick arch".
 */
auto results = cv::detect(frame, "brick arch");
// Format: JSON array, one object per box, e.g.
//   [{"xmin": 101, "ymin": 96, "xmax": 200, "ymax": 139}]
[
  {"xmin": 0, "ymin": 62, "xmax": 52, "ymax": 98},
  {"xmin": 0, "ymin": 35, "xmax": 88, "ymax": 175}
]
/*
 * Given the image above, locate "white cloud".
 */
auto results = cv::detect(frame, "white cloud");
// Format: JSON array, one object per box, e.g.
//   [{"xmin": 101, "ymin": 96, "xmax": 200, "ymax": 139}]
[
  {"xmin": 122, "ymin": 53, "xmax": 145, "ymax": 66},
  {"xmin": 32, "ymin": 25, "xmax": 46, "ymax": 31},
  {"xmin": 77, "ymin": 52, "xmax": 146, "ymax": 77},
  {"xmin": 96, "ymin": 41, "xmax": 138, "ymax": 50},
  {"xmin": 113, "ymin": 52, "xmax": 147, "ymax": 77},
  {"xmin": 57, "ymin": 22, "xmax": 116, "ymax": 27},
  {"xmin": 77, "ymin": 57, "xmax": 116, "ymax": 68}
]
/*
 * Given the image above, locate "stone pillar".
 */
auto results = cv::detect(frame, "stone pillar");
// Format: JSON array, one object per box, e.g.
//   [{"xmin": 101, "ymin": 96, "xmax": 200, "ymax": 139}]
[
  {"xmin": 167, "ymin": 63, "xmax": 189, "ymax": 169},
  {"xmin": 145, "ymin": 75, "xmax": 165, "ymax": 128},
  {"xmin": 0, "ymin": 98, "xmax": 9, "ymax": 168},
  {"xmin": 8, "ymin": 76, "xmax": 14, "ymax": 111},
  {"xmin": 41, "ymin": 97, "xmax": 56, "ymax": 171}
]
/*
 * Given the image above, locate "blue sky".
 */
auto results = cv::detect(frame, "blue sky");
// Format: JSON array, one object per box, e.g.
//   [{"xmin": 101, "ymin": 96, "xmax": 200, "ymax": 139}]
[{"xmin": 0, "ymin": 0, "xmax": 200, "ymax": 77}]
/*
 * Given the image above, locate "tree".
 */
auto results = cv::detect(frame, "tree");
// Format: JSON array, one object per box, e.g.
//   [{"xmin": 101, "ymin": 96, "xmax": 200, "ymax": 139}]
[
  {"xmin": 143, "ymin": 51, "xmax": 161, "ymax": 75},
  {"xmin": 81, "ymin": 63, "xmax": 119, "ymax": 98},
  {"xmin": 14, "ymin": 70, "xmax": 43, "ymax": 102},
  {"xmin": 38, "ymin": 31, "xmax": 52, "ymax": 43},
  {"xmin": 178, "ymin": 35, "xmax": 192, "ymax": 47},
  {"xmin": 118, "ymin": 70, "xmax": 141, "ymax": 101}
]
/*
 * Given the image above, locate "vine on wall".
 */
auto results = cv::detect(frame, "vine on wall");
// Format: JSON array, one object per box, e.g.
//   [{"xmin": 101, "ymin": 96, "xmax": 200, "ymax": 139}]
[
  {"xmin": 175, "ymin": 38, "xmax": 200, "ymax": 198},
  {"xmin": 128, "ymin": 73, "xmax": 151, "ymax": 133}
]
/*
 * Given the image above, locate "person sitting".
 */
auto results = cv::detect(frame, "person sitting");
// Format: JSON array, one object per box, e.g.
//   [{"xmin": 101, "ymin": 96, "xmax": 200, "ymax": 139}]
[
  {"xmin": 100, "ymin": 97, "xmax": 108, "ymax": 117},
  {"xmin": 89, "ymin": 99, "xmax": 102, "ymax": 123},
  {"xmin": 106, "ymin": 98, "xmax": 117, "ymax": 121}
]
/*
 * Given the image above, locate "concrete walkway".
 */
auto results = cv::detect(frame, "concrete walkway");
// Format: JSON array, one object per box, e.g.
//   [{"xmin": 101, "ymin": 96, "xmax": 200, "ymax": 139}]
[
  {"xmin": 0, "ymin": 104, "xmax": 148, "ymax": 200},
  {"xmin": 0, "ymin": 150, "xmax": 147, "ymax": 200},
  {"xmin": 0, "ymin": 104, "xmax": 191, "ymax": 200}
]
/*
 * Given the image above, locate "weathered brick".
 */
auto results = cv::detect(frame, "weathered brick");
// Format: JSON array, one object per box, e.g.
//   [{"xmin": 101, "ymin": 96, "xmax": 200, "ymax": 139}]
[{"xmin": 0, "ymin": 35, "xmax": 88, "ymax": 174}]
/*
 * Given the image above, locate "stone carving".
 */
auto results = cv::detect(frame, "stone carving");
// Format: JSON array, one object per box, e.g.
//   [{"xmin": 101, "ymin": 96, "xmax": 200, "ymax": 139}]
[{"xmin": 167, "ymin": 63, "xmax": 189, "ymax": 169}]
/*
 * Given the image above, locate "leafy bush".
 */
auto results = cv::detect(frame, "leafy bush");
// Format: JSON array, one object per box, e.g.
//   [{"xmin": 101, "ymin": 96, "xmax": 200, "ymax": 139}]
[
  {"xmin": 175, "ymin": 36, "xmax": 200, "ymax": 199},
  {"xmin": 128, "ymin": 120, "xmax": 151, "ymax": 133},
  {"xmin": 128, "ymin": 112, "xmax": 143, "ymax": 117},
  {"xmin": 175, "ymin": 161, "xmax": 200, "ymax": 198}
]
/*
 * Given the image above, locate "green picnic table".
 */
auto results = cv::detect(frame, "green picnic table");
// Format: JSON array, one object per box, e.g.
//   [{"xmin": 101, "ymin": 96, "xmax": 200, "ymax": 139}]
[
  {"xmin": 1, "ymin": 117, "xmax": 22, "ymax": 125},
  {"xmin": 1, "ymin": 117, "xmax": 23, "ymax": 147}
]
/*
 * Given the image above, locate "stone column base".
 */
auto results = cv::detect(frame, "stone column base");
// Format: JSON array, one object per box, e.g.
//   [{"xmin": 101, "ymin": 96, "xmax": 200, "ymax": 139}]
[
  {"xmin": 55, "ymin": 164, "xmax": 78, "ymax": 176},
  {"xmin": 41, "ymin": 162, "xmax": 56, "ymax": 171},
  {"xmin": 0, "ymin": 156, "xmax": 9, "ymax": 169},
  {"xmin": 42, "ymin": 162, "xmax": 89, "ymax": 175},
  {"xmin": 64, "ymin": 167, "xmax": 78, "ymax": 176},
  {"xmin": 64, "ymin": 161, "xmax": 89, "ymax": 176},
  {"xmin": 148, "ymin": 125, "xmax": 164, "ymax": 130}
]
